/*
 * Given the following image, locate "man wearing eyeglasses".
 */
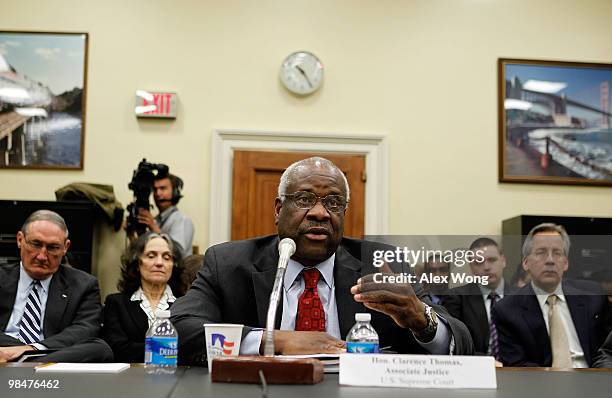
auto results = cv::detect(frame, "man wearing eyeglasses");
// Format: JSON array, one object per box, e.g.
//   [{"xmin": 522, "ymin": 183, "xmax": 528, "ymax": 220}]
[
  {"xmin": 0, "ymin": 210, "xmax": 112, "ymax": 362},
  {"xmin": 492, "ymin": 223, "xmax": 610, "ymax": 368},
  {"xmin": 171, "ymin": 157, "xmax": 473, "ymax": 365}
]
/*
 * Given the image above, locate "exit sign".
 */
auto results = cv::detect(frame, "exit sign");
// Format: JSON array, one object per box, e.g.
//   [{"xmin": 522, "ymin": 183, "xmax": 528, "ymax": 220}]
[{"xmin": 135, "ymin": 90, "xmax": 177, "ymax": 118}]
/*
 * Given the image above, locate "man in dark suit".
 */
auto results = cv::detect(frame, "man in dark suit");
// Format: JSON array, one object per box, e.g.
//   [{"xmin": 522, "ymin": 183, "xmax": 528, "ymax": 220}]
[
  {"xmin": 171, "ymin": 157, "xmax": 473, "ymax": 365},
  {"xmin": 443, "ymin": 237, "xmax": 510, "ymax": 356},
  {"xmin": 0, "ymin": 210, "xmax": 112, "ymax": 362},
  {"xmin": 493, "ymin": 223, "xmax": 610, "ymax": 368}
]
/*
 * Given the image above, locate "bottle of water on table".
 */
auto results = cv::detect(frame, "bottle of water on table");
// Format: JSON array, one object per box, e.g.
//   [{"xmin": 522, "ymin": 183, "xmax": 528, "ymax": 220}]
[
  {"xmin": 346, "ymin": 313, "xmax": 379, "ymax": 353},
  {"xmin": 145, "ymin": 309, "xmax": 178, "ymax": 374}
]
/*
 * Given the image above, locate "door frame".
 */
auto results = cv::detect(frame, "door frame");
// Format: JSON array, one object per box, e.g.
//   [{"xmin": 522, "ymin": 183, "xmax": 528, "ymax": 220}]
[{"xmin": 209, "ymin": 129, "xmax": 388, "ymax": 246}]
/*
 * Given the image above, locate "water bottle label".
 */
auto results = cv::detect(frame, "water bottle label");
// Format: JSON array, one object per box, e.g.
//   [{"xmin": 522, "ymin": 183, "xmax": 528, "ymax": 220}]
[
  {"xmin": 347, "ymin": 341, "xmax": 379, "ymax": 353},
  {"xmin": 145, "ymin": 336, "xmax": 178, "ymax": 365}
]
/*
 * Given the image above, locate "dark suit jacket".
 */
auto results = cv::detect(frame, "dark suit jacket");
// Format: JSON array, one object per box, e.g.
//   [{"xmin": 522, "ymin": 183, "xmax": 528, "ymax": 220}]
[
  {"xmin": 593, "ymin": 330, "xmax": 612, "ymax": 368},
  {"xmin": 171, "ymin": 235, "xmax": 474, "ymax": 365},
  {"xmin": 102, "ymin": 292, "xmax": 175, "ymax": 363},
  {"xmin": 442, "ymin": 282, "xmax": 512, "ymax": 355},
  {"xmin": 492, "ymin": 280, "xmax": 610, "ymax": 367},
  {"xmin": 0, "ymin": 262, "xmax": 102, "ymax": 349}
]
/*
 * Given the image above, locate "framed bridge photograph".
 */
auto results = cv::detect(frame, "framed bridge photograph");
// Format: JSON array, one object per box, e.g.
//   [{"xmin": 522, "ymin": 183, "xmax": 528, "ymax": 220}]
[
  {"xmin": 498, "ymin": 58, "xmax": 612, "ymax": 186},
  {"xmin": 0, "ymin": 31, "xmax": 88, "ymax": 169}
]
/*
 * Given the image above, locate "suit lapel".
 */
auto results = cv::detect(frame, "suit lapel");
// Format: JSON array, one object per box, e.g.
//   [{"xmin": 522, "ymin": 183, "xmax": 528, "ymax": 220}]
[
  {"xmin": 564, "ymin": 282, "xmax": 590, "ymax": 363},
  {"xmin": 126, "ymin": 297, "xmax": 150, "ymax": 335},
  {"xmin": 43, "ymin": 266, "xmax": 70, "ymax": 337},
  {"xmin": 0, "ymin": 263, "xmax": 20, "ymax": 330},
  {"xmin": 466, "ymin": 284, "xmax": 489, "ymax": 342},
  {"xmin": 252, "ymin": 238, "xmax": 283, "ymax": 329},
  {"xmin": 520, "ymin": 285, "xmax": 552, "ymax": 363},
  {"xmin": 334, "ymin": 245, "xmax": 365, "ymax": 338}
]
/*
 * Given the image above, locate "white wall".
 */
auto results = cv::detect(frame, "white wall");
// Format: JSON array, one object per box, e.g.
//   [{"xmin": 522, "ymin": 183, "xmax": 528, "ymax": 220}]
[{"xmin": 1, "ymin": 0, "xmax": 611, "ymax": 296}]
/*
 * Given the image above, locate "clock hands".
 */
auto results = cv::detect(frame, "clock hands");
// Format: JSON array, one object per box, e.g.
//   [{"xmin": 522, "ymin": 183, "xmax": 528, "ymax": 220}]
[{"xmin": 295, "ymin": 65, "xmax": 313, "ymax": 88}]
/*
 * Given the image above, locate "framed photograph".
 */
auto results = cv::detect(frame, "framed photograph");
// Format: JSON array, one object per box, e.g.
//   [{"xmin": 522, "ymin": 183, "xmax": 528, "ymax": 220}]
[
  {"xmin": 0, "ymin": 31, "xmax": 88, "ymax": 169},
  {"xmin": 498, "ymin": 58, "xmax": 612, "ymax": 186}
]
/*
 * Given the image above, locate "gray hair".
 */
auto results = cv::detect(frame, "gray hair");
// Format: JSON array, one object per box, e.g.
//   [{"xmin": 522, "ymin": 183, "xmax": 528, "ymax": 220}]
[
  {"xmin": 277, "ymin": 157, "xmax": 350, "ymax": 203},
  {"xmin": 21, "ymin": 210, "xmax": 69, "ymax": 239},
  {"xmin": 521, "ymin": 223, "xmax": 570, "ymax": 258}
]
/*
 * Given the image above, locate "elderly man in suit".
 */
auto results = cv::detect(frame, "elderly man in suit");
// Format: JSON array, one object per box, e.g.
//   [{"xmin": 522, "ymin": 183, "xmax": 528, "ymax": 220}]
[
  {"xmin": 443, "ymin": 237, "xmax": 510, "ymax": 357},
  {"xmin": 171, "ymin": 157, "xmax": 473, "ymax": 365},
  {"xmin": 0, "ymin": 210, "xmax": 112, "ymax": 363},
  {"xmin": 493, "ymin": 223, "xmax": 610, "ymax": 368}
]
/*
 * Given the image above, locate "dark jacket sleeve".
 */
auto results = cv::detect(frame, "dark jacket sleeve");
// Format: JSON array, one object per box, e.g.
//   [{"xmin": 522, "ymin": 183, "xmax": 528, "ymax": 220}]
[
  {"xmin": 493, "ymin": 302, "xmax": 539, "ymax": 367},
  {"xmin": 39, "ymin": 272, "xmax": 102, "ymax": 349},
  {"xmin": 593, "ymin": 331, "xmax": 612, "ymax": 368},
  {"xmin": 102, "ymin": 295, "xmax": 145, "ymax": 363}
]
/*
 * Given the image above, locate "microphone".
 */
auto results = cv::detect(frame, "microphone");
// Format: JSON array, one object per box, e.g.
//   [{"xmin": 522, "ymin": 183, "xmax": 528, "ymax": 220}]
[{"xmin": 263, "ymin": 238, "xmax": 296, "ymax": 356}]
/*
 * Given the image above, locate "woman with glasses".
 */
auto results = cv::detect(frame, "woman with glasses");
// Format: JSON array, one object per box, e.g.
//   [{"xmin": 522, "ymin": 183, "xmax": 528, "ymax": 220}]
[{"xmin": 102, "ymin": 232, "xmax": 187, "ymax": 362}]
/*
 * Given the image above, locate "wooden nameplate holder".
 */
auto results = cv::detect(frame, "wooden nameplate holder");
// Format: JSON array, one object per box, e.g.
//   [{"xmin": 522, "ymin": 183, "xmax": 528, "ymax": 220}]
[{"xmin": 211, "ymin": 356, "xmax": 324, "ymax": 384}]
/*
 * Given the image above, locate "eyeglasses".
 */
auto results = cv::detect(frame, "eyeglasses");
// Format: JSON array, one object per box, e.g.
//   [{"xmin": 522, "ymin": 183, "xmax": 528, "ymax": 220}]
[
  {"xmin": 23, "ymin": 238, "xmax": 64, "ymax": 256},
  {"xmin": 532, "ymin": 248, "xmax": 566, "ymax": 261},
  {"xmin": 282, "ymin": 191, "xmax": 348, "ymax": 213}
]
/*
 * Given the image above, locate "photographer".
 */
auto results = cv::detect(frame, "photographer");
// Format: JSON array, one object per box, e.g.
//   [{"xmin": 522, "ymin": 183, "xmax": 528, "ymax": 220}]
[{"xmin": 136, "ymin": 173, "xmax": 194, "ymax": 259}]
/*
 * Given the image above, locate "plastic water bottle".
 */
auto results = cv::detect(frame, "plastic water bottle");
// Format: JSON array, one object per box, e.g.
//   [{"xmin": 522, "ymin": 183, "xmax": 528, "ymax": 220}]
[
  {"xmin": 346, "ymin": 313, "xmax": 379, "ymax": 353},
  {"xmin": 144, "ymin": 310, "xmax": 178, "ymax": 374}
]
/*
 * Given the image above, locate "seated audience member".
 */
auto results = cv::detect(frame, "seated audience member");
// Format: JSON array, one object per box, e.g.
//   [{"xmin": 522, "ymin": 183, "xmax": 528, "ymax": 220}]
[
  {"xmin": 0, "ymin": 210, "xmax": 112, "ymax": 363},
  {"xmin": 171, "ymin": 157, "xmax": 473, "ymax": 366},
  {"xmin": 493, "ymin": 223, "xmax": 610, "ymax": 368},
  {"xmin": 421, "ymin": 255, "xmax": 451, "ymax": 305},
  {"xmin": 510, "ymin": 261, "xmax": 531, "ymax": 289},
  {"xmin": 443, "ymin": 237, "xmax": 511, "ymax": 357},
  {"xmin": 102, "ymin": 232, "xmax": 186, "ymax": 362},
  {"xmin": 180, "ymin": 254, "xmax": 204, "ymax": 288},
  {"xmin": 593, "ymin": 330, "xmax": 612, "ymax": 368}
]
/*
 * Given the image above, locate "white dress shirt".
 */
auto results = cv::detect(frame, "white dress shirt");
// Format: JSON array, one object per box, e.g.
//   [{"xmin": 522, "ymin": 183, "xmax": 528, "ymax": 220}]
[
  {"xmin": 240, "ymin": 254, "xmax": 451, "ymax": 355},
  {"xmin": 130, "ymin": 285, "xmax": 176, "ymax": 327},
  {"xmin": 4, "ymin": 263, "xmax": 53, "ymax": 350},
  {"xmin": 532, "ymin": 282, "xmax": 588, "ymax": 368}
]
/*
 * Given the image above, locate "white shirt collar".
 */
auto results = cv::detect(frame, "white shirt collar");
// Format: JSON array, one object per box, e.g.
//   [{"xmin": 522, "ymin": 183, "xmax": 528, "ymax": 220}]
[
  {"xmin": 532, "ymin": 281, "xmax": 566, "ymax": 307},
  {"xmin": 130, "ymin": 285, "xmax": 176, "ymax": 303},
  {"xmin": 19, "ymin": 261, "xmax": 53, "ymax": 294},
  {"xmin": 478, "ymin": 278, "xmax": 505, "ymax": 298},
  {"xmin": 284, "ymin": 254, "xmax": 335, "ymax": 291}
]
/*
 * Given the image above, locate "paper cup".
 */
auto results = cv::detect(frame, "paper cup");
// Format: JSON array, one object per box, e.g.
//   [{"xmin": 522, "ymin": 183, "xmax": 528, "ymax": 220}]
[{"xmin": 204, "ymin": 323, "xmax": 243, "ymax": 370}]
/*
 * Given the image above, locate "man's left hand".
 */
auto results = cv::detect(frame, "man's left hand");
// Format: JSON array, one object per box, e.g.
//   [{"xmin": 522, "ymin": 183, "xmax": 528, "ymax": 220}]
[
  {"xmin": 351, "ymin": 265, "xmax": 428, "ymax": 332},
  {"xmin": 0, "ymin": 345, "xmax": 35, "ymax": 363}
]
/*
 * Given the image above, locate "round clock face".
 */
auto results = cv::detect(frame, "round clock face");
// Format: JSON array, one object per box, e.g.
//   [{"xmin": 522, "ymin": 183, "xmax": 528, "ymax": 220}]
[{"xmin": 279, "ymin": 51, "xmax": 324, "ymax": 95}]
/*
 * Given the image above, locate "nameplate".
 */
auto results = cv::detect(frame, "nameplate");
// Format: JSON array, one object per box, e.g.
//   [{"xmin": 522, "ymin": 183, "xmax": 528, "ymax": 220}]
[{"xmin": 339, "ymin": 354, "xmax": 497, "ymax": 389}]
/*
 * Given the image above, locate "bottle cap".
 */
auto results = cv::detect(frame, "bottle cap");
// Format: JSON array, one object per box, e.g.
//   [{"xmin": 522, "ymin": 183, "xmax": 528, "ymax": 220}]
[
  {"xmin": 355, "ymin": 313, "xmax": 371, "ymax": 322},
  {"xmin": 155, "ymin": 310, "xmax": 171, "ymax": 318}
]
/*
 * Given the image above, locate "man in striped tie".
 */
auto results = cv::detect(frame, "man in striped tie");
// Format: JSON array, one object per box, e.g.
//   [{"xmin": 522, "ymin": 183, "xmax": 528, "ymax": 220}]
[{"xmin": 0, "ymin": 210, "xmax": 112, "ymax": 362}]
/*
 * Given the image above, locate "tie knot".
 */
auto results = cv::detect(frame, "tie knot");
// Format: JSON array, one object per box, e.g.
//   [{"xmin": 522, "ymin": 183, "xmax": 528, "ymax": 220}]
[
  {"xmin": 302, "ymin": 268, "xmax": 321, "ymax": 289},
  {"xmin": 31, "ymin": 280, "xmax": 41, "ymax": 289},
  {"xmin": 488, "ymin": 292, "xmax": 499, "ymax": 302},
  {"xmin": 546, "ymin": 294, "xmax": 558, "ymax": 306}
]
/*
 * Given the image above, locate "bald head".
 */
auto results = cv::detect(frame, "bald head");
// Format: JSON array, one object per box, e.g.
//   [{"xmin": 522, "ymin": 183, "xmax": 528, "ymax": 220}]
[{"xmin": 278, "ymin": 157, "xmax": 350, "ymax": 203}]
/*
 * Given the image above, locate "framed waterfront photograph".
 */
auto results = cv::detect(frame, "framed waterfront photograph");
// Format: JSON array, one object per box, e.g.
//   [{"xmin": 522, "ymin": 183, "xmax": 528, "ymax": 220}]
[
  {"xmin": 498, "ymin": 58, "xmax": 612, "ymax": 186},
  {"xmin": 0, "ymin": 31, "xmax": 88, "ymax": 169}
]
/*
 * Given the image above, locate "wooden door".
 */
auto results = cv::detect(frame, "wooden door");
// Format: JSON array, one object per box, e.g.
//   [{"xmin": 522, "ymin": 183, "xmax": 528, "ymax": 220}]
[{"xmin": 231, "ymin": 150, "xmax": 366, "ymax": 240}]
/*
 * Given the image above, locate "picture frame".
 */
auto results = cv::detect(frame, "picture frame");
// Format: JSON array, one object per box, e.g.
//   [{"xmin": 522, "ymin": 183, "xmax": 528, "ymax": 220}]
[
  {"xmin": 498, "ymin": 58, "xmax": 612, "ymax": 186},
  {"xmin": 0, "ymin": 31, "xmax": 88, "ymax": 169}
]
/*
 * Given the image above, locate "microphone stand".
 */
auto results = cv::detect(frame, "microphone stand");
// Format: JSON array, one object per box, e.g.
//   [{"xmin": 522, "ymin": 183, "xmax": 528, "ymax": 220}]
[{"xmin": 210, "ymin": 238, "xmax": 324, "ymax": 385}]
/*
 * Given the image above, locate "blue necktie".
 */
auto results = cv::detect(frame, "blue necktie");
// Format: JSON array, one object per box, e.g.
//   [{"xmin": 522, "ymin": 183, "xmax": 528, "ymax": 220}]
[{"xmin": 19, "ymin": 280, "xmax": 43, "ymax": 344}]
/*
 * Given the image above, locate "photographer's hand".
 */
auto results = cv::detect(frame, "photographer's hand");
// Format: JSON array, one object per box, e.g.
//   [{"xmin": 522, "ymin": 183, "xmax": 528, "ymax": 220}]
[{"xmin": 137, "ymin": 209, "xmax": 161, "ymax": 233}]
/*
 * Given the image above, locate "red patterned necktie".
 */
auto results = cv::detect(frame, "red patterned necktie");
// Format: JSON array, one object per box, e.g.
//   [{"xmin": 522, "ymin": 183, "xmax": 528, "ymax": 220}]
[{"xmin": 295, "ymin": 268, "xmax": 326, "ymax": 332}]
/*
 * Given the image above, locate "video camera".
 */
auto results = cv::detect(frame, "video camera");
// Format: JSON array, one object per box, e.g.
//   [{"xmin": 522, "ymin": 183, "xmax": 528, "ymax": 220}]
[{"xmin": 126, "ymin": 158, "xmax": 169, "ymax": 236}]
